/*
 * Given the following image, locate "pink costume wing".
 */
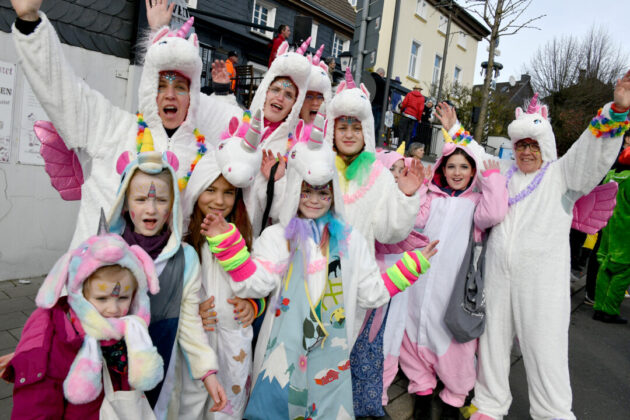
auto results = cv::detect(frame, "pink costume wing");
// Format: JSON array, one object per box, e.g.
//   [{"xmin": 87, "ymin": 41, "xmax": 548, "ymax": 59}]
[
  {"xmin": 571, "ymin": 182, "xmax": 618, "ymax": 234},
  {"xmin": 34, "ymin": 121, "xmax": 84, "ymax": 201},
  {"xmin": 374, "ymin": 230, "xmax": 430, "ymax": 255}
]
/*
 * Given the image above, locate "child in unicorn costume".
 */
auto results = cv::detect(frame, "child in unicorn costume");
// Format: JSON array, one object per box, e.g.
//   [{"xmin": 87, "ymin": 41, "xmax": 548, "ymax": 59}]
[
  {"xmin": 4, "ymin": 223, "xmax": 162, "ymax": 419},
  {"xmin": 11, "ymin": 1, "xmax": 239, "ymax": 248},
  {"xmin": 298, "ymin": 44, "xmax": 332, "ymax": 125},
  {"xmin": 198, "ymin": 109, "xmax": 437, "ymax": 419},
  {"xmin": 437, "ymin": 71, "xmax": 630, "ymax": 419},
  {"xmin": 107, "ymin": 135, "xmax": 225, "ymax": 418}
]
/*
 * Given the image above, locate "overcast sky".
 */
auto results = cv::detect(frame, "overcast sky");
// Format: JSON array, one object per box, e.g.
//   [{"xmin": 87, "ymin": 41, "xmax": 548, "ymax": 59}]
[{"xmin": 470, "ymin": 0, "xmax": 630, "ymax": 85}]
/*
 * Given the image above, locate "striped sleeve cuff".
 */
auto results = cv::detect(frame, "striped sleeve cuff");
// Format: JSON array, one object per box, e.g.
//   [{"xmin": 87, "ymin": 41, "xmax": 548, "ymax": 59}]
[
  {"xmin": 382, "ymin": 250, "xmax": 430, "ymax": 297},
  {"xmin": 206, "ymin": 224, "xmax": 256, "ymax": 282}
]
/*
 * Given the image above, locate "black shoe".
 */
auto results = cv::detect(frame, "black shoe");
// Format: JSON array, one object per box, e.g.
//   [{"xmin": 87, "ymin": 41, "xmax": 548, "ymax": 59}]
[
  {"xmin": 414, "ymin": 394, "xmax": 433, "ymax": 420},
  {"xmin": 600, "ymin": 313, "xmax": 628, "ymax": 324},
  {"xmin": 593, "ymin": 310, "xmax": 605, "ymax": 320},
  {"xmin": 440, "ymin": 402, "xmax": 461, "ymax": 420}
]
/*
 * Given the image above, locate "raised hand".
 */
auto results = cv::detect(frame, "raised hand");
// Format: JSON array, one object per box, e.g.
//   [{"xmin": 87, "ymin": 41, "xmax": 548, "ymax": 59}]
[
  {"xmin": 398, "ymin": 158, "xmax": 423, "ymax": 196},
  {"xmin": 200, "ymin": 213, "xmax": 231, "ymax": 238},
  {"xmin": 260, "ymin": 149, "xmax": 286, "ymax": 181},
  {"xmin": 199, "ymin": 296, "xmax": 217, "ymax": 332},
  {"xmin": 434, "ymin": 102, "xmax": 458, "ymax": 131},
  {"xmin": 423, "ymin": 164, "xmax": 433, "ymax": 182},
  {"xmin": 483, "ymin": 159, "xmax": 500, "ymax": 172},
  {"xmin": 211, "ymin": 60, "xmax": 231, "ymax": 84},
  {"xmin": 10, "ymin": 0, "xmax": 41, "ymax": 21},
  {"xmin": 203, "ymin": 374, "xmax": 227, "ymax": 412},
  {"xmin": 420, "ymin": 240, "xmax": 439, "ymax": 260},
  {"xmin": 613, "ymin": 70, "xmax": 630, "ymax": 110},
  {"xmin": 228, "ymin": 297, "xmax": 255, "ymax": 328},
  {"xmin": 146, "ymin": 0, "xmax": 174, "ymax": 30}
]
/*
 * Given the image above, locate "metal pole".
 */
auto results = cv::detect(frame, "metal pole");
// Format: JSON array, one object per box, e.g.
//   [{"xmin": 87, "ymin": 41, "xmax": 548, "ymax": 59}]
[
  {"xmin": 378, "ymin": 0, "xmax": 401, "ymax": 145},
  {"xmin": 354, "ymin": 0, "xmax": 370, "ymax": 84},
  {"xmin": 436, "ymin": 1, "xmax": 452, "ymax": 103}
]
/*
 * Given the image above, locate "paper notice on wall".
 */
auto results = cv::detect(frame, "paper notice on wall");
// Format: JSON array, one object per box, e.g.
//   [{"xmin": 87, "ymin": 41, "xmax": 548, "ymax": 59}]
[
  {"xmin": 0, "ymin": 61, "xmax": 16, "ymax": 164},
  {"xmin": 18, "ymin": 78, "xmax": 48, "ymax": 166}
]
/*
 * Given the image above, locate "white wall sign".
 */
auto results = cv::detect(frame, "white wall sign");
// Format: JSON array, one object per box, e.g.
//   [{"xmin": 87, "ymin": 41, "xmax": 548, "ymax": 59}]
[
  {"xmin": 18, "ymin": 78, "xmax": 48, "ymax": 166},
  {"xmin": 0, "ymin": 60, "xmax": 16, "ymax": 164}
]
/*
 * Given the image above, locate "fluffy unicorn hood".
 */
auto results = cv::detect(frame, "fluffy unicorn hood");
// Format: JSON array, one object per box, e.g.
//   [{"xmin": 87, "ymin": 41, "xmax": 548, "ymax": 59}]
[
  {"xmin": 279, "ymin": 105, "xmax": 345, "ymax": 226},
  {"xmin": 249, "ymin": 39, "xmax": 312, "ymax": 154},
  {"xmin": 181, "ymin": 109, "xmax": 264, "ymax": 229},
  {"xmin": 108, "ymin": 146, "xmax": 183, "ymax": 264},
  {"xmin": 324, "ymin": 68, "xmax": 376, "ymax": 153},
  {"xmin": 431, "ymin": 129, "xmax": 483, "ymax": 192},
  {"xmin": 138, "ymin": 17, "xmax": 201, "ymax": 139},
  {"xmin": 376, "ymin": 147, "xmax": 406, "ymax": 170},
  {"xmin": 306, "ymin": 44, "xmax": 333, "ymax": 106},
  {"xmin": 507, "ymin": 93, "xmax": 557, "ymax": 163}
]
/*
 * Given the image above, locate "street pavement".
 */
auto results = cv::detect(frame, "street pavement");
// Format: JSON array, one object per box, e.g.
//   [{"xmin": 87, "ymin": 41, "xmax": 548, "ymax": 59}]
[{"xmin": 1, "ymin": 275, "xmax": 629, "ymax": 419}]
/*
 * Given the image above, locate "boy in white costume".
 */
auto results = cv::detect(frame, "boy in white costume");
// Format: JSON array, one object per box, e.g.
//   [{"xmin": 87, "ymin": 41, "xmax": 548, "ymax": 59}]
[{"xmin": 437, "ymin": 70, "xmax": 630, "ymax": 420}]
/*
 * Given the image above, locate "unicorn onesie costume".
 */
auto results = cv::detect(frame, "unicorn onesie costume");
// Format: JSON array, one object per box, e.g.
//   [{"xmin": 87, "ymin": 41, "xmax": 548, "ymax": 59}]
[
  {"xmin": 202, "ymin": 111, "xmax": 433, "ymax": 419},
  {"xmin": 443, "ymin": 96, "xmax": 628, "ymax": 420}
]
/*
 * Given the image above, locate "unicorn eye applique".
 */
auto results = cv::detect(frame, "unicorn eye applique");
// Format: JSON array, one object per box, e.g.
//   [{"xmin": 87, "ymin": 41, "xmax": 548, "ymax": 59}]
[
  {"xmin": 534, "ymin": 119, "xmax": 541, "ymax": 124},
  {"xmin": 218, "ymin": 142, "xmax": 225, "ymax": 150},
  {"xmin": 158, "ymin": 40, "xmax": 168, "ymax": 45},
  {"xmin": 291, "ymin": 150, "xmax": 297, "ymax": 159}
]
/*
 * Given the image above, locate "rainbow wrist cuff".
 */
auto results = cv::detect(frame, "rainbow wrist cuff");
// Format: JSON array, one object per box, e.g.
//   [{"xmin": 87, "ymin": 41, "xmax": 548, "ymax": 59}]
[
  {"xmin": 382, "ymin": 250, "xmax": 430, "ymax": 296},
  {"xmin": 247, "ymin": 298, "xmax": 266, "ymax": 318},
  {"xmin": 454, "ymin": 127, "xmax": 473, "ymax": 145},
  {"xmin": 589, "ymin": 107, "xmax": 629, "ymax": 138},
  {"xmin": 207, "ymin": 224, "xmax": 256, "ymax": 282}
]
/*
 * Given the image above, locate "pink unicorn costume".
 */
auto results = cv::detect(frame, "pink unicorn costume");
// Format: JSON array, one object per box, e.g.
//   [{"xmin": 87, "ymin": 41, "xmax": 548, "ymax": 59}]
[
  {"xmin": 12, "ymin": 14, "xmax": 239, "ymax": 248},
  {"xmin": 445, "ymin": 97, "xmax": 627, "ymax": 420},
  {"xmin": 5, "ymin": 231, "xmax": 162, "ymax": 419}
]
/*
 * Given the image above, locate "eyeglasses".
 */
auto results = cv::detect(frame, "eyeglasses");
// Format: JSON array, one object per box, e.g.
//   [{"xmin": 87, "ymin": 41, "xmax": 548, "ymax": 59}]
[
  {"xmin": 514, "ymin": 141, "xmax": 541, "ymax": 153},
  {"xmin": 305, "ymin": 94, "xmax": 325, "ymax": 101}
]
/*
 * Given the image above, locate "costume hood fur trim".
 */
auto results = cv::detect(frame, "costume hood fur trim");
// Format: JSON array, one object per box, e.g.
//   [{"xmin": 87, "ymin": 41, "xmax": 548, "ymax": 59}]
[
  {"xmin": 431, "ymin": 129, "xmax": 482, "ymax": 192},
  {"xmin": 507, "ymin": 93, "xmax": 557, "ymax": 163}
]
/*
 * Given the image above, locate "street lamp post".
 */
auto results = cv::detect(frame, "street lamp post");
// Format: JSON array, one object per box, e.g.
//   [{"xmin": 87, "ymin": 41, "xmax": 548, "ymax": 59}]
[{"xmin": 339, "ymin": 51, "xmax": 353, "ymax": 73}]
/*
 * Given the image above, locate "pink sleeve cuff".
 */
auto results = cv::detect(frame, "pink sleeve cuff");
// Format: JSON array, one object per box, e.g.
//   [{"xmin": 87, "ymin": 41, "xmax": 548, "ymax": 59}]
[
  {"xmin": 201, "ymin": 370, "xmax": 217, "ymax": 381},
  {"xmin": 482, "ymin": 168, "xmax": 500, "ymax": 177},
  {"xmin": 382, "ymin": 273, "xmax": 401, "ymax": 297},
  {"xmin": 228, "ymin": 258, "xmax": 257, "ymax": 282}
]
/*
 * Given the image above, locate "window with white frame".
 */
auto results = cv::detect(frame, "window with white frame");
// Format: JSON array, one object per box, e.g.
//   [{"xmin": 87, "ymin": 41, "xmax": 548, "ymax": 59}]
[
  {"xmin": 408, "ymin": 40, "xmax": 421, "ymax": 79},
  {"xmin": 251, "ymin": 0, "xmax": 276, "ymax": 38},
  {"xmin": 432, "ymin": 55, "xmax": 442, "ymax": 86},
  {"xmin": 310, "ymin": 23, "xmax": 319, "ymax": 48},
  {"xmin": 347, "ymin": 0, "xmax": 357, "ymax": 6},
  {"xmin": 458, "ymin": 32, "xmax": 467, "ymax": 49},
  {"xmin": 332, "ymin": 33, "xmax": 349, "ymax": 58},
  {"xmin": 415, "ymin": 0, "xmax": 427, "ymax": 19},
  {"xmin": 438, "ymin": 15, "xmax": 448, "ymax": 34},
  {"xmin": 454, "ymin": 66, "xmax": 462, "ymax": 84},
  {"xmin": 199, "ymin": 43, "xmax": 213, "ymax": 87}
]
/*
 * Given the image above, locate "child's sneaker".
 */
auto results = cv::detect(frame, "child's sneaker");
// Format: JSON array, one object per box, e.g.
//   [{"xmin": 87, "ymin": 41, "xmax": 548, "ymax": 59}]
[
  {"xmin": 584, "ymin": 295, "xmax": 595, "ymax": 306},
  {"xmin": 625, "ymin": 291, "xmax": 630, "ymax": 299}
]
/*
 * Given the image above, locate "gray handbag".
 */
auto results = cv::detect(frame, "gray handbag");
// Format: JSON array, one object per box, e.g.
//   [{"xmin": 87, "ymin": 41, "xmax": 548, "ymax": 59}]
[{"xmin": 444, "ymin": 227, "xmax": 487, "ymax": 343}]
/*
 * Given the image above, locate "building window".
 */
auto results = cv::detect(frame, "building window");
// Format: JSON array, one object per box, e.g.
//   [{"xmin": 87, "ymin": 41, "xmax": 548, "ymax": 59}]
[
  {"xmin": 454, "ymin": 66, "xmax": 462, "ymax": 84},
  {"xmin": 310, "ymin": 23, "xmax": 319, "ymax": 48},
  {"xmin": 458, "ymin": 32, "xmax": 467, "ymax": 49},
  {"xmin": 408, "ymin": 40, "xmax": 421, "ymax": 79},
  {"xmin": 251, "ymin": 0, "xmax": 276, "ymax": 38},
  {"xmin": 438, "ymin": 15, "xmax": 448, "ymax": 34},
  {"xmin": 415, "ymin": 0, "xmax": 427, "ymax": 19},
  {"xmin": 432, "ymin": 54, "xmax": 442, "ymax": 87},
  {"xmin": 199, "ymin": 43, "xmax": 213, "ymax": 88},
  {"xmin": 332, "ymin": 33, "xmax": 349, "ymax": 58}
]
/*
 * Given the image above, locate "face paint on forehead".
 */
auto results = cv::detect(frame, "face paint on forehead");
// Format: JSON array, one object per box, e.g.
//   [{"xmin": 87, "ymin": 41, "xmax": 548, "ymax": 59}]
[
  {"xmin": 148, "ymin": 182, "xmax": 157, "ymax": 199},
  {"xmin": 272, "ymin": 79, "xmax": 295, "ymax": 90},
  {"xmin": 111, "ymin": 282, "xmax": 121, "ymax": 297},
  {"xmin": 161, "ymin": 71, "xmax": 179, "ymax": 82},
  {"xmin": 337, "ymin": 116, "xmax": 360, "ymax": 125},
  {"xmin": 304, "ymin": 182, "xmax": 331, "ymax": 192}
]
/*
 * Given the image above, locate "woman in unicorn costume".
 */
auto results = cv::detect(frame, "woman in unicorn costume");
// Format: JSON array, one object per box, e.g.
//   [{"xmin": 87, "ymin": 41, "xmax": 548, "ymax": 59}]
[
  {"xmin": 199, "ymin": 110, "xmax": 437, "ymax": 419},
  {"xmin": 11, "ymin": 0, "xmax": 239, "ymax": 248},
  {"xmin": 299, "ymin": 44, "xmax": 332, "ymax": 125},
  {"xmin": 438, "ymin": 70, "xmax": 630, "ymax": 420}
]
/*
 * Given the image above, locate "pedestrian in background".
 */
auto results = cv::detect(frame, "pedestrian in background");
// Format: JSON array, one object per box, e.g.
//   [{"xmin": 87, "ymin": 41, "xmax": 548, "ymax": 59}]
[
  {"xmin": 399, "ymin": 86, "xmax": 425, "ymax": 151},
  {"xmin": 225, "ymin": 50, "xmax": 238, "ymax": 92},
  {"xmin": 269, "ymin": 24, "xmax": 290, "ymax": 67}
]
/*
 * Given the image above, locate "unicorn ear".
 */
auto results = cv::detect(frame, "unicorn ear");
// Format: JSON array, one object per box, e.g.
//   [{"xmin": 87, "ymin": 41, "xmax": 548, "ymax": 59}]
[
  {"xmin": 36, "ymin": 251, "xmax": 74, "ymax": 308},
  {"xmin": 336, "ymin": 81, "xmax": 347, "ymax": 94},
  {"xmin": 360, "ymin": 83, "xmax": 370, "ymax": 100},
  {"xmin": 515, "ymin": 107, "xmax": 523, "ymax": 119},
  {"xmin": 277, "ymin": 41, "xmax": 289, "ymax": 56},
  {"xmin": 129, "ymin": 245, "xmax": 160, "ymax": 295},
  {"xmin": 295, "ymin": 120, "xmax": 304, "ymax": 141},
  {"xmin": 319, "ymin": 62, "xmax": 328, "ymax": 71},
  {"xmin": 163, "ymin": 151, "xmax": 179, "ymax": 171},
  {"xmin": 188, "ymin": 33, "xmax": 199, "ymax": 48},
  {"xmin": 152, "ymin": 27, "xmax": 170, "ymax": 44},
  {"xmin": 228, "ymin": 116, "xmax": 240, "ymax": 136},
  {"xmin": 540, "ymin": 105, "xmax": 548, "ymax": 119},
  {"xmin": 116, "ymin": 152, "xmax": 133, "ymax": 175}
]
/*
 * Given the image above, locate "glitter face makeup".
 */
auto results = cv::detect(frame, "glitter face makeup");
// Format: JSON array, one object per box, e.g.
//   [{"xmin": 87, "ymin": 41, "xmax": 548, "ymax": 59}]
[
  {"xmin": 126, "ymin": 172, "xmax": 173, "ymax": 236},
  {"xmin": 148, "ymin": 182, "xmax": 156, "ymax": 199},
  {"xmin": 111, "ymin": 282, "xmax": 121, "ymax": 297},
  {"xmin": 263, "ymin": 77, "xmax": 298, "ymax": 123},
  {"xmin": 298, "ymin": 182, "xmax": 333, "ymax": 219},
  {"xmin": 334, "ymin": 116, "xmax": 365, "ymax": 158},
  {"xmin": 84, "ymin": 268, "xmax": 136, "ymax": 318},
  {"xmin": 157, "ymin": 71, "xmax": 191, "ymax": 129}
]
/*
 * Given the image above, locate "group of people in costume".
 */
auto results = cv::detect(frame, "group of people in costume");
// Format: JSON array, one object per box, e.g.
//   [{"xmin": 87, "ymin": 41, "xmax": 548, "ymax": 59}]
[{"xmin": 3, "ymin": 1, "xmax": 630, "ymax": 419}]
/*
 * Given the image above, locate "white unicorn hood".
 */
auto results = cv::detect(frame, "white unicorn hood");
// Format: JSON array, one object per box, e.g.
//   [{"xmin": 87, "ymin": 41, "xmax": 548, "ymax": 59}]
[
  {"xmin": 325, "ymin": 68, "xmax": 376, "ymax": 153},
  {"xmin": 138, "ymin": 17, "xmax": 201, "ymax": 139},
  {"xmin": 507, "ymin": 93, "xmax": 557, "ymax": 163},
  {"xmin": 306, "ymin": 45, "xmax": 332, "ymax": 105},
  {"xmin": 279, "ymin": 104, "xmax": 345, "ymax": 226},
  {"xmin": 249, "ymin": 38, "xmax": 312, "ymax": 154}
]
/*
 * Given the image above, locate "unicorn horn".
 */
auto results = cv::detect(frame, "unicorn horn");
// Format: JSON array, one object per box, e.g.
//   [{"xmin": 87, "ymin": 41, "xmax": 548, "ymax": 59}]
[
  {"xmin": 396, "ymin": 141, "xmax": 406, "ymax": 155},
  {"xmin": 243, "ymin": 109, "xmax": 263, "ymax": 151},
  {"xmin": 174, "ymin": 16, "xmax": 194, "ymax": 38},
  {"xmin": 308, "ymin": 103, "xmax": 326, "ymax": 149},
  {"xmin": 527, "ymin": 93, "xmax": 540, "ymax": 114},
  {"xmin": 296, "ymin": 37, "xmax": 312, "ymax": 55},
  {"xmin": 140, "ymin": 127, "xmax": 155, "ymax": 153},
  {"xmin": 313, "ymin": 44, "xmax": 325, "ymax": 65},
  {"xmin": 442, "ymin": 128, "xmax": 454, "ymax": 144},
  {"xmin": 345, "ymin": 67, "xmax": 356, "ymax": 89},
  {"xmin": 97, "ymin": 208, "xmax": 109, "ymax": 236}
]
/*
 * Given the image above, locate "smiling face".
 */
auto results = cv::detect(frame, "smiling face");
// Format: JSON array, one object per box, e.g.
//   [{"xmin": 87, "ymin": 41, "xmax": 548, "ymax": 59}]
[
  {"xmin": 334, "ymin": 116, "xmax": 365, "ymax": 158},
  {"xmin": 126, "ymin": 171, "xmax": 173, "ymax": 236},
  {"xmin": 263, "ymin": 77, "xmax": 298, "ymax": 123},
  {"xmin": 196, "ymin": 175, "xmax": 237, "ymax": 219},
  {"xmin": 83, "ymin": 266, "xmax": 137, "ymax": 318},
  {"xmin": 156, "ymin": 71, "xmax": 191, "ymax": 130},
  {"xmin": 390, "ymin": 159, "xmax": 405, "ymax": 182},
  {"xmin": 442, "ymin": 152, "xmax": 475, "ymax": 191},
  {"xmin": 299, "ymin": 90, "xmax": 325, "ymax": 124},
  {"xmin": 298, "ymin": 182, "xmax": 333, "ymax": 219},
  {"xmin": 514, "ymin": 138, "xmax": 543, "ymax": 174}
]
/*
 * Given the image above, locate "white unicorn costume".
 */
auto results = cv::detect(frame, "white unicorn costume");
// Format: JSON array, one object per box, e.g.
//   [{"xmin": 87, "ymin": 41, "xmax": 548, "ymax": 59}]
[
  {"xmin": 304, "ymin": 44, "xmax": 333, "ymax": 112},
  {"xmin": 12, "ymin": 14, "xmax": 236, "ymax": 248},
  {"xmin": 443, "ymin": 96, "xmax": 627, "ymax": 420}
]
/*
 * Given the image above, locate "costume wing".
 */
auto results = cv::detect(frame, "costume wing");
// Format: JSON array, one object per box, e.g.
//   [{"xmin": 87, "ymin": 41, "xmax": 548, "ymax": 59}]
[
  {"xmin": 34, "ymin": 121, "xmax": 84, "ymax": 201},
  {"xmin": 571, "ymin": 182, "xmax": 618, "ymax": 234},
  {"xmin": 374, "ymin": 230, "xmax": 430, "ymax": 255}
]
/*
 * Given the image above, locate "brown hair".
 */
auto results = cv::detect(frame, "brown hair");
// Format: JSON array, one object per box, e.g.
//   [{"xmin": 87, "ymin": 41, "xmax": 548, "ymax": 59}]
[
  {"xmin": 82, "ymin": 265, "xmax": 138, "ymax": 298},
  {"xmin": 438, "ymin": 148, "xmax": 476, "ymax": 188},
  {"xmin": 125, "ymin": 168, "xmax": 175, "ymax": 208}
]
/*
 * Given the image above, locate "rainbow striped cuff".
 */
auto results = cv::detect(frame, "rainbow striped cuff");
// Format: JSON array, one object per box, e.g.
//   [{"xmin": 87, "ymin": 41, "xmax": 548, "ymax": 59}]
[
  {"xmin": 247, "ymin": 298, "xmax": 266, "ymax": 318},
  {"xmin": 589, "ymin": 107, "xmax": 629, "ymax": 138},
  {"xmin": 207, "ymin": 224, "xmax": 256, "ymax": 282},
  {"xmin": 382, "ymin": 250, "xmax": 430, "ymax": 297},
  {"xmin": 453, "ymin": 127, "xmax": 473, "ymax": 145}
]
